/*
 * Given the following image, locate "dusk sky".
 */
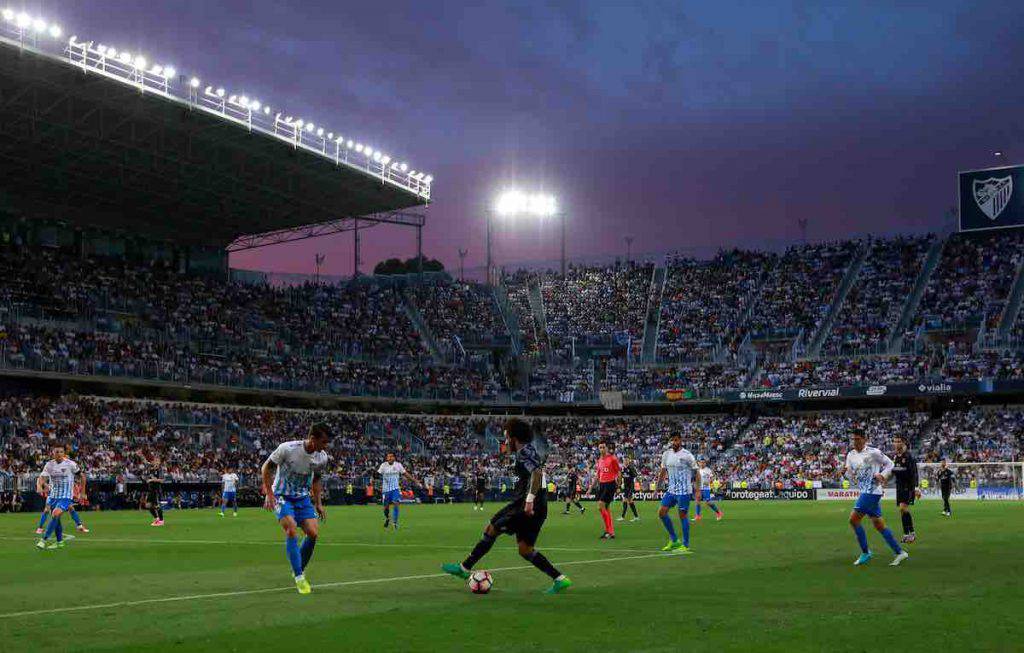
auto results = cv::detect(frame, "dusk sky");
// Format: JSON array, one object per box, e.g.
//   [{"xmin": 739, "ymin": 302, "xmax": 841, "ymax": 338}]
[{"xmin": 31, "ymin": 1, "xmax": 1024, "ymax": 276}]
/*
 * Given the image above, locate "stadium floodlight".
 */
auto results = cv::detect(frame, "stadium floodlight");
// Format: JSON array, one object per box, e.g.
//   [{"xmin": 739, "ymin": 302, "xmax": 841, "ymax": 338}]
[
  {"xmin": 346, "ymin": 140, "xmax": 354, "ymax": 148},
  {"xmin": 134, "ymin": 55, "xmax": 147, "ymax": 69},
  {"xmin": 228, "ymin": 94, "xmax": 237, "ymax": 104},
  {"xmin": 316, "ymin": 127, "xmax": 324, "ymax": 137},
  {"xmin": 150, "ymin": 65, "xmax": 163, "ymax": 76},
  {"xmin": 263, "ymin": 106, "xmax": 271, "ymax": 115},
  {"xmin": 304, "ymin": 123, "xmax": 314, "ymax": 133},
  {"xmin": 163, "ymin": 66, "xmax": 175, "ymax": 79},
  {"xmin": 365, "ymin": 148, "xmax": 374, "ymax": 158},
  {"xmin": 399, "ymin": 163, "xmax": 408, "ymax": 172},
  {"xmin": 68, "ymin": 35, "xmax": 77, "ymax": 44},
  {"xmin": 490, "ymin": 189, "xmax": 563, "ymax": 282},
  {"xmin": 327, "ymin": 131, "xmax": 333, "ymax": 139},
  {"xmin": 31, "ymin": 17, "xmax": 45, "ymax": 32},
  {"xmin": 48, "ymin": 24, "xmax": 61, "ymax": 38},
  {"xmin": 215, "ymin": 87, "xmax": 225, "ymax": 97},
  {"xmin": 381, "ymin": 155, "xmax": 391, "ymax": 165},
  {"xmin": 424, "ymin": 175, "xmax": 433, "ymax": 183},
  {"xmin": 1, "ymin": 9, "xmax": 13, "ymax": 21},
  {"xmin": 16, "ymin": 12, "xmax": 30, "ymax": 28},
  {"xmin": 96, "ymin": 44, "xmax": 107, "ymax": 54},
  {"xmin": 118, "ymin": 51, "xmax": 131, "ymax": 64},
  {"xmin": 251, "ymin": 100, "xmax": 261, "ymax": 111},
  {"xmin": 354, "ymin": 143, "xmax": 363, "ymax": 153},
  {"xmin": 106, "ymin": 48, "xmax": 116, "ymax": 58},
  {"xmin": 190, "ymin": 77, "xmax": 200, "ymax": 88}
]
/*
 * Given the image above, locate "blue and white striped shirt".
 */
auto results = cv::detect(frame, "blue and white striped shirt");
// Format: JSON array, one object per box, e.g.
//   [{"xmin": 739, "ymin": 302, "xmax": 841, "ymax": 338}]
[
  {"xmin": 41, "ymin": 458, "xmax": 80, "ymax": 500},
  {"xmin": 377, "ymin": 461, "xmax": 406, "ymax": 493},
  {"xmin": 268, "ymin": 441, "xmax": 328, "ymax": 498}
]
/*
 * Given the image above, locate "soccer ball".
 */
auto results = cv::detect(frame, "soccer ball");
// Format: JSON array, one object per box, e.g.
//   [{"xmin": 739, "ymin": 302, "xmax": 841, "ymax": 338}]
[{"xmin": 468, "ymin": 571, "xmax": 493, "ymax": 594}]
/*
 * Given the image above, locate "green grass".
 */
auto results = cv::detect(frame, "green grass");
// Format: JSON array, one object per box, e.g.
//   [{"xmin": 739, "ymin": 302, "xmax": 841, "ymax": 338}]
[{"xmin": 1, "ymin": 501, "xmax": 1022, "ymax": 652}]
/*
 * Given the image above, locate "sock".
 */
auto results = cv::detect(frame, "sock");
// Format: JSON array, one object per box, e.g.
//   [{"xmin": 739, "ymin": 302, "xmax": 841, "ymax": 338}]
[
  {"xmin": 696, "ymin": 503, "xmax": 702, "ymax": 517},
  {"xmin": 220, "ymin": 503, "xmax": 225, "ymax": 514},
  {"xmin": 392, "ymin": 505, "xmax": 399, "ymax": 525},
  {"xmin": 157, "ymin": 507, "xmax": 164, "ymax": 520},
  {"xmin": 149, "ymin": 506, "xmax": 158, "ymax": 519},
  {"xmin": 853, "ymin": 524, "xmax": 869, "ymax": 553},
  {"xmin": 69, "ymin": 509, "xmax": 82, "ymax": 527},
  {"xmin": 383, "ymin": 505, "xmax": 389, "ymax": 520},
  {"xmin": 880, "ymin": 528, "xmax": 903, "ymax": 555},
  {"xmin": 300, "ymin": 537, "xmax": 316, "ymax": 570},
  {"xmin": 900, "ymin": 511, "xmax": 914, "ymax": 534},
  {"xmin": 564, "ymin": 502, "xmax": 570, "ymax": 512},
  {"xmin": 660, "ymin": 514, "xmax": 677, "ymax": 541},
  {"xmin": 630, "ymin": 503, "xmax": 639, "ymax": 518},
  {"xmin": 600, "ymin": 508, "xmax": 614, "ymax": 534},
  {"xmin": 37, "ymin": 510, "xmax": 48, "ymax": 529},
  {"xmin": 708, "ymin": 502, "xmax": 721, "ymax": 515},
  {"xmin": 576, "ymin": 501, "xmax": 584, "ymax": 512},
  {"xmin": 54, "ymin": 517, "xmax": 63, "ymax": 542},
  {"xmin": 620, "ymin": 503, "xmax": 628, "ymax": 518},
  {"xmin": 462, "ymin": 532, "xmax": 496, "ymax": 570},
  {"xmin": 522, "ymin": 550, "xmax": 561, "ymax": 580},
  {"xmin": 285, "ymin": 536, "xmax": 303, "ymax": 577},
  {"xmin": 680, "ymin": 512, "xmax": 690, "ymax": 546},
  {"xmin": 43, "ymin": 515, "xmax": 58, "ymax": 539}
]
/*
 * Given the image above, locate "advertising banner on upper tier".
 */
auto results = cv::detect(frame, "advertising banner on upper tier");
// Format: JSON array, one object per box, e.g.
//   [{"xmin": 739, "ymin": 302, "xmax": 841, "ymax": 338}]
[{"xmin": 959, "ymin": 164, "xmax": 1024, "ymax": 232}]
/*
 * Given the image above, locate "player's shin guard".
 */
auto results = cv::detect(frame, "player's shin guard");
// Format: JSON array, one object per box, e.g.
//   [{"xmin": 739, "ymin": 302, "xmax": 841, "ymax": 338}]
[
  {"xmin": 853, "ymin": 524, "xmax": 869, "ymax": 553},
  {"xmin": 522, "ymin": 550, "xmax": 561, "ymax": 580},
  {"xmin": 69, "ymin": 508, "xmax": 82, "ymax": 527},
  {"xmin": 901, "ymin": 511, "xmax": 914, "ymax": 535},
  {"xmin": 680, "ymin": 513, "xmax": 690, "ymax": 546},
  {"xmin": 285, "ymin": 536, "xmax": 303, "ymax": 577},
  {"xmin": 660, "ymin": 514, "xmax": 677, "ymax": 541},
  {"xmin": 462, "ymin": 532, "xmax": 496, "ymax": 570},
  {"xmin": 880, "ymin": 528, "xmax": 903, "ymax": 555},
  {"xmin": 300, "ymin": 536, "xmax": 316, "ymax": 570}
]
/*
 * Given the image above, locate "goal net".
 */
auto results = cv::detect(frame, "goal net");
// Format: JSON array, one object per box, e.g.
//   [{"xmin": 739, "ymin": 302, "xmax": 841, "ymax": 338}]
[{"xmin": 918, "ymin": 462, "xmax": 1023, "ymax": 500}]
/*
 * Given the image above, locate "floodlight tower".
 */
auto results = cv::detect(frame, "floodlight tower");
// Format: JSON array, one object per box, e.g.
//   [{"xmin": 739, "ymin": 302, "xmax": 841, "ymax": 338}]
[{"xmin": 487, "ymin": 190, "xmax": 561, "ymax": 285}]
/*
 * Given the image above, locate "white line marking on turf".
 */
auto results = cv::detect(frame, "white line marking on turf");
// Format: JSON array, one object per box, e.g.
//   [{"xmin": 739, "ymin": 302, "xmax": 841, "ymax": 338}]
[
  {"xmin": 0, "ymin": 552, "xmax": 669, "ymax": 620},
  {"xmin": 0, "ymin": 535, "xmax": 654, "ymax": 554}
]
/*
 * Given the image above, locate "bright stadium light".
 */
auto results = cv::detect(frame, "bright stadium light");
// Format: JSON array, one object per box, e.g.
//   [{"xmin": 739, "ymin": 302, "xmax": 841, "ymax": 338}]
[
  {"xmin": 316, "ymin": 127, "xmax": 324, "ymax": 137},
  {"xmin": 354, "ymin": 143, "xmax": 363, "ymax": 152},
  {"xmin": 31, "ymin": 17, "xmax": 45, "ymax": 32},
  {"xmin": 399, "ymin": 163, "xmax": 408, "ymax": 172},
  {"xmin": 346, "ymin": 140, "xmax": 354, "ymax": 148},
  {"xmin": 381, "ymin": 155, "xmax": 391, "ymax": 165},
  {"xmin": 163, "ymin": 66, "xmax": 175, "ymax": 79},
  {"xmin": 48, "ymin": 24, "xmax": 61, "ymax": 38},
  {"xmin": 106, "ymin": 48, "xmax": 116, "ymax": 58},
  {"xmin": 490, "ymin": 189, "xmax": 563, "ymax": 282},
  {"xmin": 16, "ymin": 12, "xmax": 30, "ymax": 28},
  {"xmin": 151, "ymin": 65, "xmax": 163, "ymax": 76},
  {"xmin": 118, "ymin": 51, "xmax": 131, "ymax": 64},
  {"xmin": 1, "ymin": 9, "xmax": 13, "ymax": 21},
  {"xmin": 189, "ymin": 77, "xmax": 200, "ymax": 88},
  {"xmin": 134, "ymin": 55, "xmax": 146, "ymax": 69},
  {"xmin": 215, "ymin": 87, "xmax": 225, "ymax": 97},
  {"xmin": 251, "ymin": 100, "xmax": 261, "ymax": 111},
  {"xmin": 263, "ymin": 106, "xmax": 271, "ymax": 115},
  {"xmin": 424, "ymin": 175, "xmax": 433, "ymax": 183}
]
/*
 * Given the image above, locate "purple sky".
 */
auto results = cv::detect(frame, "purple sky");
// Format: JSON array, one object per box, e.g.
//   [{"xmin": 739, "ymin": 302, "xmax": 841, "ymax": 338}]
[{"xmin": 31, "ymin": 1, "xmax": 1024, "ymax": 276}]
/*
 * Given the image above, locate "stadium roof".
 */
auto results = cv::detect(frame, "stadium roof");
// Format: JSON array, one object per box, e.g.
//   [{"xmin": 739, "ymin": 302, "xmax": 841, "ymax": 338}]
[{"xmin": 0, "ymin": 23, "xmax": 431, "ymax": 248}]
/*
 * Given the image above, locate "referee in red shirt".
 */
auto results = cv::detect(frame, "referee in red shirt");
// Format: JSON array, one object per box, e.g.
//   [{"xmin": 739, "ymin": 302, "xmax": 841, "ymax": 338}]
[{"xmin": 586, "ymin": 442, "xmax": 621, "ymax": 539}]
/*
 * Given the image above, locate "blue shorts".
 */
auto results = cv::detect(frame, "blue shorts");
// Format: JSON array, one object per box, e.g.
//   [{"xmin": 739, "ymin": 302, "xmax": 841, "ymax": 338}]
[
  {"xmin": 700, "ymin": 488, "xmax": 712, "ymax": 501},
  {"xmin": 274, "ymin": 496, "xmax": 317, "ymax": 523},
  {"xmin": 383, "ymin": 489, "xmax": 402, "ymax": 504},
  {"xmin": 660, "ymin": 492, "xmax": 692, "ymax": 512},
  {"xmin": 47, "ymin": 497, "xmax": 73, "ymax": 512},
  {"xmin": 853, "ymin": 492, "xmax": 883, "ymax": 518},
  {"xmin": 223, "ymin": 491, "xmax": 236, "ymax": 502}
]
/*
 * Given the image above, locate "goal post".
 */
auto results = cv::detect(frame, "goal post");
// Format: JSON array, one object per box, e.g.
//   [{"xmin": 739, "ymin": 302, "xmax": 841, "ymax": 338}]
[{"xmin": 918, "ymin": 462, "xmax": 1023, "ymax": 500}]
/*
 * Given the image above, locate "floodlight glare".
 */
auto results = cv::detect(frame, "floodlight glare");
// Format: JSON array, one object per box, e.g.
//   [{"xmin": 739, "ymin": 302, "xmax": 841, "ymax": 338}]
[
  {"xmin": 48, "ymin": 24, "xmax": 61, "ymax": 38},
  {"xmin": 32, "ymin": 17, "xmax": 45, "ymax": 32},
  {"xmin": 150, "ymin": 65, "xmax": 163, "ymax": 76},
  {"xmin": 365, "ymin": 148, "xmax": 374, "ymax": 158},
  {"xmin": 495, "ymin": 190, "xmax": 525, "ymax": 216},
  {"xmin": 295, "ymin": 119, "xmax": 304, "ymax": 128},
  {"xmin": 16, "ymin": 12, "xmax": 30, "ymax": 28},
  {"xmin": 399, "ymin": 163, "xmax": 408, "ymax": 172},
  {"xmin": 119, "ymin": 52, "xmax": 131, "ymax": 64},
  {"xmin": 381, "ymin": 155, "xmax": 391, "ymax": 164},
  {"xmin": 354, "ymin": 143, "xmax": 363, "ymax": 152},
  {"xmin": 96, "ymin": 44, "xmax": 107, "ymax": 54},
  {"xmin": 68, "ymin": 35, "xmax": 77, "ymax": 44},
  {"xmin": 163, "ymin": 67, "xmax": 175, "ymax": 79},
  {"xmin": 263, "ymin": 106, "xmax": 271, "ymax": 115},
  {"xmin": 239, "ymin": 95, "xmax": 249, "ymax": 106},
  {"xmin": 1, "ymin": 9, "xmax": 13, "ymax": 21},
  {"xmin": 215, "ymin": 87, "xmax": 225, "ymax": 97},
  {"xmin": 424, "ymin": 175, "xmax": 433, "ymax": 183},
  {"xmin": 305, "ymin": 123, "xmax": 314, "ymax": 133},
  {"xmin": 316, "ymin": 127, "xmax": 324, "ymax": 137},
  {"xmin": 251, "ymin": 100, "xmax": 261, "ymax": 111},
  {"xmin": 190, "ymin": 77, "xmax": 200, "ymax": 88},
  {"xmin": 346, "ymin": 140, "xmax": 354, "ymax": 148},
  {"xmin": 134, "ymin": 55, "xmax": 146, "ymax": 69}
]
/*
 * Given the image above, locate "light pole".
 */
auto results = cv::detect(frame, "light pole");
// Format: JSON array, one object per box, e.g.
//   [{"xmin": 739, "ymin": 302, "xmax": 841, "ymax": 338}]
[
  {"xmin": 489, "ymin": 190, "xmax": 560, "ymax": 284},
  {"xmin": 458, "ymin": 248, "xmax": 468, "ymax": 282}
]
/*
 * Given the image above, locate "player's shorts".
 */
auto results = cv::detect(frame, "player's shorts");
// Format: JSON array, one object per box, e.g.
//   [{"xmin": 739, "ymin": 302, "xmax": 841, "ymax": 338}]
[
  {"xmin": 700, "ymin": 488, "xmax": 712, "ymax": 502},
  {"xmin": 622, "ymin": 484, "xmax": 635, "ymax": 500},
  {"xmin": 274, "ymin": 495, "xmax": 317, "ymax": 522},
  {"xmin": 853, "ymin": 492, "xmax": 883, "ymax": 518},
  {"xmin": 490, "ymin": 493, "xmax": 548, "ymax": 546},
  {"xmin": 46, "ymin": 497, "xmax": 73, "ymax": 511},
  {"xmin": 895, "ymin": 485, "xmax": 915, "ymax": 506},
  {"xmin": 382, "ymin": 489, "xmax": 402, "ymax": 504},
  {"xmin": 145, "ymin": 491, "xmax": 162, "ymax": 505},
  {"xmin": 660, "ymin": 492, "xmax": 692, "ymax": 511},
  {"xmin": 223, "ymin": 491, "xmax": 236, "ymax": 502},
  {"xmin": 596, "ymin": 481, "xmax": 617, "ymax": 504}
]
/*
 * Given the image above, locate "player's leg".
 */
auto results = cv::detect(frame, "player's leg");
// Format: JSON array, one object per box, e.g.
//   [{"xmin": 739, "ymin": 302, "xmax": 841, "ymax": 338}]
[
  {"xmin": 220, "ymin": 494, "xmax": 226, "ymax": 515},
  {"xmin": 629, "ymin": 498, "xmax": 639, "ymax": 519},
  {"xmin": 48, "ymin": 506, "xmax": 66, "ymax": 546},
  {"xmin": 658, "ymin": 496, "xmax": 681, "ymax": 550},
  {"xmin": 232, "ymin": 493, "xmax": 238, "ymax": 515},
  {"xmin": 68, "ymin": 505, "xmax": 85, "ymax": 531},
  {"xmin": 942, "ymin": 489, "xmax": 952, "ymax": 516},
  {"xmin": 35, "ymin": 503, "xmax": 50, "ymax": 533},
  {"xmin": 443, "ymin": 521, "xmax": 500, "ymax": 579},
  {"xmin": 898, "ymin": 501, "xmax": 915, "ymax": 542},
  {"xmin": 278, "ymin": 512, "xmax": 308, "ymax": 586},
  {"xmin": 391, "ymin": 495, "xmax": 400, "ymax": 528},
  {"xmin": 869, "ymin": 515, "xmax": 905, "ymax": 562},
  {"xmin": 298, "ymin": 518, "xmax": 319, "ymax": 571},
  {"xmin": 849, "ymin": 509, "xmax": 872, "ymax": 564},
  {"xmin": 383, "ymin": 498, "xmax": 391, "ymax": 526},
  {"xmin": 677, "ymin": 500, "xmax": 691, "ymax": 550}
]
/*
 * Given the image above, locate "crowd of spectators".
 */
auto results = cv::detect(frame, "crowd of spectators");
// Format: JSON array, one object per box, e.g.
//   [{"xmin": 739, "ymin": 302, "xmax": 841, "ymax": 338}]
[
  {"xmin": 824, "ymin": 235, "xmax": 932, "ymax": 355},
  {"xmin": 405, "ymin": 280, "xmax": 508, "ymax": 354},
  {"xmin": 910, "ymin": 230, "xmax": 1024, "ymax": 336},
  {"xmin": 921, "ymin": 408, "xmax": 1023, "ymax": 463}
]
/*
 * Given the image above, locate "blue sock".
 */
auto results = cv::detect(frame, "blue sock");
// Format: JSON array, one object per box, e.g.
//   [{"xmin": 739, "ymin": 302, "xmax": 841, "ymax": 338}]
[
  {"xmin": 54, "ymin": 517, "xmax": 63, "ymax": 543},
  {"xmin": 853, "ymin": 524, "xmax": 869, "ymax": 553},
  {"xmin": 660, "ymin": 514, "xmax": 677, "ymax": 542},
  {"xmin": 880, "ymin": 528, "xmax": 903, "ymax": 555},
  {"xmin": 708, "ymin": 502, "xmax": 720, "ymax": 514},
  {"xmin": 69, "ymin": 509, "xmax": 82, "ymax": 527},
  {"xmin": 285, "ymin": 536, "xmax": 303, "ymax": 577},
  {"xmin": 680, "ymin": 512, "xmax": 690, "ymax": 546},
  {"xmin": 696, "ymin": 503, "xmax": 702, "ymax": 517},
  {"xmin": 300, "ymin": 537, "xmax": 316, "ymax": 570},
  {"xmin": 37, "ymin": 510, "xmax": 48, "ymax": 529},
  {"xmin": 392, "ymin": 505, "xmax": 399, "ymax": 525},
  {"xmin": 43, "ymin": 515, "xmax": 58, "ymax": 539}
]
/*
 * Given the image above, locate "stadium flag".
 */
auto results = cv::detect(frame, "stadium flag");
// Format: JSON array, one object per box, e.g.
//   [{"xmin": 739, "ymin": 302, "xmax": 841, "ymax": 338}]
[{"xmin": 958, "ymin": 164, "xmax": 1024, "ymax": 232}]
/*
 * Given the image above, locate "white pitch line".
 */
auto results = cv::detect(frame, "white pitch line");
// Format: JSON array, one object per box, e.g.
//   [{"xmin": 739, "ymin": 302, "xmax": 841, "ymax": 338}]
[
  {"xmin": 0, "ymin": 552, "xmax": 671, "ymax": 620},
  {"xmin": 0, "ymin": 535, "xmax": 655, "ymax": 554}
]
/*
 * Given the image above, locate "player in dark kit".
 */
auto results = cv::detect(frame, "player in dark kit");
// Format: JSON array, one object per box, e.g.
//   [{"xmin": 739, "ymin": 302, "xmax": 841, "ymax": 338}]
[
  {"xmin": 562, "ymin": 467, "xmax": 585, "ymax": 515},
  {"xmin": 892, "ymin": 436, "xmax": 921, "ymax": 543},
  {"xmin": 473, "ymin": 471, "xmax": 487, "ymax": 511},
  {"xmin": 938, "ymin": 460, "xmax": 955, "ymax": 517},
  {"xmin": 442, "ymin": 419, "xmax": 573, "ymax": 594},
  {"xmin": 618, "ymin": 456, "xmax": 640, "ymax": 522},
  {"xmin": 145, "ymin": 462, "xmax": 165, "ymax": 526}
]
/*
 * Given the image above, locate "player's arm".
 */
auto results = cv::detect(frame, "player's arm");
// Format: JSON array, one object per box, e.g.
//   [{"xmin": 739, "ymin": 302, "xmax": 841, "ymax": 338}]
[
  {"xmin": 524, "ymin": 468, "xmax": 544, "ymax": 517},
  {"xmin": 874, "ymin": 451, "xmax": 895, "ymax": 486},
  {"xmin": 311, "ymin": 471, "xmax": 326, "ymax": 522},
  {"xmin": 656, "ymin": 466, "xmax": 666, "ymax": 487},
  {"xmin": 36, "ymin": 471, "xmax": 49, "ymax": 496},
  {"xmin": 910, "ymin": 453, "xmax": 921, "ymax": 497},
  {"xmin": 260, "ymin": 458, "xmax": 277, "ymax": 511}
]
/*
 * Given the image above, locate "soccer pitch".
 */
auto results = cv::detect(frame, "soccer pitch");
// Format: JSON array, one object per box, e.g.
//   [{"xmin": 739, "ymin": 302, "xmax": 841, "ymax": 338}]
[{"xmin": 1, "ymin": 502, "xmax": 1021, "ymax": 652}]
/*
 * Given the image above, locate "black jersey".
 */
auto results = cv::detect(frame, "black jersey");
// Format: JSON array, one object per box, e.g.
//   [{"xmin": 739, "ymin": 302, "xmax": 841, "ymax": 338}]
[
  {"xmin": 566, "ymin": 471, "xmax": 580, "ymax": 494},
  {"xmin": 511, "ymin": 437, "xmax": 548, "ymax": 500},
  {"xmin": 475, "ymin": 475, "xmax": 487, "ymax": 492},
  {"xmin": 938, "ymin": 467, "xmax": 954, "ymax": 488},
  {"xmin": 622, "ymin": 465, "xmax": 637, "ymax": 488},
  {"xmin": 892, "ymin": 452, "xmax": 918, "ymax": 488}
]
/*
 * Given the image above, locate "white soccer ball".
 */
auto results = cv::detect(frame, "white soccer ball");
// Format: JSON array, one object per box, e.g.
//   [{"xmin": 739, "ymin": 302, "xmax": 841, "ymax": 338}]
[{"xmin": 468, "ymin": 570, "xmax": 493, "ymax": 594}]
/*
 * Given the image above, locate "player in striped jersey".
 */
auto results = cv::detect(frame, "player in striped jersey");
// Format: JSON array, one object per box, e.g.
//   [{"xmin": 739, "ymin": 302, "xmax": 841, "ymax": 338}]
[
  {"xmin": 844, "ymin": 430, "xmax": 908, "ymax": 567},
  {"xmin": 377, "ymin": 452, "xmax": 419, "ymax": 530},
  {"xmin": 260, "ymin": 423, "xmax": 331, "ymax": 594},
  {"xmin": 656, "ymin": 433, "xmax": 699, "ymax": 554},
  {"xmin": 692, "ymin": 459, "xmax": 723, "ymax": 522},
  {"xmin": 35, "ymin": 445, "xmax": 86, "ymax": 550}
]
